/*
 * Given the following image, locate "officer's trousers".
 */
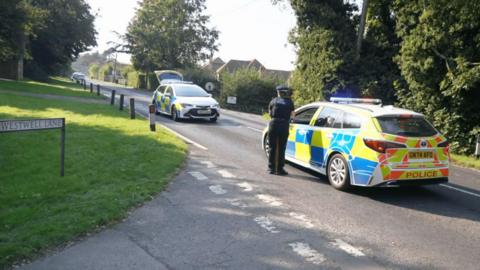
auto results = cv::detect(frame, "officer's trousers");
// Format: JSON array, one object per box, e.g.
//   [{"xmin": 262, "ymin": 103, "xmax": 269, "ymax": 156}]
[{"xmin": 268, "ymin": 119, "xmax": 289, "ymax": 172}]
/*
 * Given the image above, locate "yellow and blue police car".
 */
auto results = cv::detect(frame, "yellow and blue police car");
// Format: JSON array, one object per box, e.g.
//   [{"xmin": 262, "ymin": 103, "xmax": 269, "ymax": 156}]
[{"xmin": 262, "ymin": 98, "xmax": 450, "ymax": 190}]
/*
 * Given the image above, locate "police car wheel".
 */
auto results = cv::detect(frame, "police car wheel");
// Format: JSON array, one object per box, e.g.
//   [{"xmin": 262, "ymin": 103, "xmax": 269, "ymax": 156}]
[
  {"xmin": 327, "ymin": 154, "xmax": 351, "ymax": 190},
  {"xmin": 171, "ymin": 107, "xmax": 179, "ymax": 122},
  {"xmin": 263, "ymin": 134, "xmax": 270, "ymax": 158},
  {"xmin": 209, "ymin": 117, "xmax": 217, "ymax": 123}
]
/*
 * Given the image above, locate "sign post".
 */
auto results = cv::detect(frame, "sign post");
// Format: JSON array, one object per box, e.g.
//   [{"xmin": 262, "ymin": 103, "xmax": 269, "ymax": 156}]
[{"xmin": 0, "ymin": 118, "xmax": 66, "ymax": 176}]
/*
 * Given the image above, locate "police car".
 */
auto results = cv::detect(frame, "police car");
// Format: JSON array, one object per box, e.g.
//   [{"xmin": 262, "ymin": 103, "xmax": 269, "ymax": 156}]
[
  {"xmin": 151, "ymin": 71, "xmax": 220, "ymax": 122},
  {"xmin": 262, "ymin": 98, "xmax": 450, "ymax": 190}
]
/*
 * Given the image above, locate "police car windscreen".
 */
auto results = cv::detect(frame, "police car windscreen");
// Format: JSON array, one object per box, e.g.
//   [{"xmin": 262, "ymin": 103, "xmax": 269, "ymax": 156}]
[
  {"xmin": 175, "ymin": 85, "xmax": 209, "ymax": 97},
  {"xmin": 376, "ymin": 116, "xmax": 437, "ymax": 137}
]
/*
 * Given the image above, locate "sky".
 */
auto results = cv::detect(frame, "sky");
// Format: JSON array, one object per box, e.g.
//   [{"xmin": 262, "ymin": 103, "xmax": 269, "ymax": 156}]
[{"xmin": 85, "ymin": 0, "xmax": 297, "ymax": 71}]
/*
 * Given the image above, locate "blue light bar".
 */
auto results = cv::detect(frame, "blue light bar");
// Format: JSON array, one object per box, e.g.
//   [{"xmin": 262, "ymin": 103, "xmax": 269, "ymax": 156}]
[{"xmin": 330, "ymin": 97, "xmax": 382, "ymax": 105}]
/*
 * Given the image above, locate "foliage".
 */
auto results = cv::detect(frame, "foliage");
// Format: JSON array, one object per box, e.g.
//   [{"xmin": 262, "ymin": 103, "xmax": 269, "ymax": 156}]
[
  {"xmin": 0, "ymin": 79, "xmax": 186, "ymax": 267},
  {"xmin": 26, "ymin": 0, "xmax": 97, "ymax": 76},
  {"xmin": 126, "ymin": 0, "xmax": 219, "ymax": 72},
  {"xmin": 72, "ymin": 51, "xmax": 109, "ymax": 75},
  {"xmin": 393, "ymin": 0, "xmax": 480, "ymax": 154},
  {"xmin": 287, "ymin": 0, "xmax": 359, "ymax": 103},
  {"xmin": 88, "ymin": 64, "xmax": 100, "ymax": 79},
  {"xmin": 180, "ymin": 67, "xmax": 217, "ymax": 91},
  {"xmin": 98, "ymin": 64, "xmax": 113, "ymax": 81},
  {"xmin": 219, "ymin": 68, "xmax": 280, "ymax": 114}
]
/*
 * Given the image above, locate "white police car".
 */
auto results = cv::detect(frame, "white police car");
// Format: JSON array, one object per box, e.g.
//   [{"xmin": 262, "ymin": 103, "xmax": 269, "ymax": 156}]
[{"xmin": 151, "ymin": 71, "xmax": 220, "ymax": 122}]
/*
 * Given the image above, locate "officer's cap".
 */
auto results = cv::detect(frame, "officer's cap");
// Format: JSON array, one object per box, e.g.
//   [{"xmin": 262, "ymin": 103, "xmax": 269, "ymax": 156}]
[{"xmin": 276, "ymin": 85, "xmax": 292, "ymax": 95}]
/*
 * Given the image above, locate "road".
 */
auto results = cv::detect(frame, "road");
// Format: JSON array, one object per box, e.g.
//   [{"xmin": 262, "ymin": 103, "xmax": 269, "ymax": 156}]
[{"xmin": 23, "ymin": 82, "xmax": 480, "ymax": 270}]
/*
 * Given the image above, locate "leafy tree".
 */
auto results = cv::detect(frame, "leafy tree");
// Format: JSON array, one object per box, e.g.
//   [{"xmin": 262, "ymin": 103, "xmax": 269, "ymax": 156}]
[
  {"xmin": 393, "ymin": 0, "xmax": 480, "ymax": 154},
  {"xmin": 126, "ymin": 0, "xmax": 219, "ymax": 72},
  {"xmin": 220, "ymin": 68, "xmax": 280, "ymax": 114},
  {"xmin": 356, "ymin": 0, "xmax": 402, "ymax": 104},
  {"xmin": 26, "ymin": 0, "xmax": 97, "ymax": 76},
  {"xmin": 88, "ymin": 63, "xmax": 99, "ymax": 79}
]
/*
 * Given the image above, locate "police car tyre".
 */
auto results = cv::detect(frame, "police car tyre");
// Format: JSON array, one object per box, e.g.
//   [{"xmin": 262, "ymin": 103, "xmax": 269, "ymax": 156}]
[
  {"xmin": 327, "ymin": 154, "xmax": 351, "ymax": 190},
  {"xmin": 171, "ymin": 107, "xmax": 179, "ymax": 122},
  {"xmin": 209, "ymin": 116, "xmax": 217, "ymax": 123},
  {"xmin": 263, "ymin": 134, "xmax": 270, "ymax": 158}
]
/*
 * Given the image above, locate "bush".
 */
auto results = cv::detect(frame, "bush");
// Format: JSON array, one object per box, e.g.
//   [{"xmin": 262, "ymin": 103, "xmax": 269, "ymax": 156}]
[{"xmin": 219, "ymin": 68, "xmax": 280, "ymax": 114}]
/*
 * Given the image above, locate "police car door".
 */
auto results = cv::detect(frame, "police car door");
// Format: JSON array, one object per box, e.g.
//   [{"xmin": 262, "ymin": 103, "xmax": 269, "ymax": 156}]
[
  {"xmin": 310, "ymin": 107, "xmax": 343, "ymax": 168},
  {"xmin": 287, "ymin": 106, "xmax": 320, "ymax": 163},
  {"xmin": 155, "ymin": 85, "xmax": 167, "ymax": 112},
  {"xmin": 162, "ymin": 87, "xmax": 173, "ymax": 113}
]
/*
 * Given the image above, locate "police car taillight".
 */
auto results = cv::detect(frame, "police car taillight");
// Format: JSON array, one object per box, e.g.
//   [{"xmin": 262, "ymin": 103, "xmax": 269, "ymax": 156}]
[{"xmin": 363, "ymin": 139, "xmax": 406, "ymax": 153}]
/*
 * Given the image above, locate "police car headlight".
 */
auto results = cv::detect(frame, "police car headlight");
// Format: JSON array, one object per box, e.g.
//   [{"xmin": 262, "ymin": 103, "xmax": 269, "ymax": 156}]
[
  {"xmin": 181, "ymin": 103, "xmax": 193, "ymax": 108},
  {"xmin": 211, "ymin": 103, "xmax": 220, "ymax": 108}
]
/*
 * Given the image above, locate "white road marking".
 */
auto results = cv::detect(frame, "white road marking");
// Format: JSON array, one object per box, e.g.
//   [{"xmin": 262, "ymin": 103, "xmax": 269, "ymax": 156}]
[
  {"xmin": 188, "ymin": 171, "xmax": 208, "ymax": 181},
  {"xmin": 209, "ymin": 185, "xmax": 227, "ymax": 195},
  {"xmin": 200, "ymin": 160, "xmax": 216, "ymax": 168},
  {"xmin": 289, "ymin": 212, "xmax": 314, "ymax": 228},
  {"xmin": 440, "ymin": 184, "xmax": 480, "ymax": 199},
  {"xmin": 330, "ymin": 239, "xmax": 365, "ymax": 257},
  {"xmin": 246, "ymin": 126, "xmax": 263, "ymax": 133},
  {"xmin": 157, "ymin": 123, "xmax": 208, "ymax": 150},
  {"xmin": 257, "ymin": 194, "xmax": 283, "ymax": 207},
  {"xmin": 254, "ymin": 216, "xmax": 280, "ymax": 233},
  {"xmin": 218, "ymin": 169, "xmax": 236, "ymax": 178},
  {"xmin": 226, "ymin": 198, "xmax": 248, "ymax": 208},
  {"xmin": 237, "ymin": 182, "xmax": 253, "ymax": 192},
  {"xmin": 289, "ymin": 242, "xmax": 326, "ymax": 265}
]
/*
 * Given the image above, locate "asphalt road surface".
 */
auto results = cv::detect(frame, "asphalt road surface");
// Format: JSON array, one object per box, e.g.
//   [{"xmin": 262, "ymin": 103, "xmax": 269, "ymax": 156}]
[{"xmin": 22, "ymin": 81, "xmax": 480, "ymax": 270}]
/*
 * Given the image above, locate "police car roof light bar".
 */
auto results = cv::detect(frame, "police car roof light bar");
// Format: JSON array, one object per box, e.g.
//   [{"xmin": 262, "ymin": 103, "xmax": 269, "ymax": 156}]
[{"xmin": 330, "ymin": 97, "xmax": 382, "ymax": 105}]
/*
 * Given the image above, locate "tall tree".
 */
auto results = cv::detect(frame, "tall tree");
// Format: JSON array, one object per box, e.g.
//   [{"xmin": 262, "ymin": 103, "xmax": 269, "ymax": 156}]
[
  {"xmin": 26, "ymin": 0, "xmax": 97, "ymax": 77},
  {"xmin": 394, "ymin": 0, "xmax": 480, "ymax": 153},
  {"xmin": 283, "ymin": 0, "xmax": 358, "ymax": 105},
  {"xmin": 126, "ymin": 0, "xmax": 219, "ymax": 72}
]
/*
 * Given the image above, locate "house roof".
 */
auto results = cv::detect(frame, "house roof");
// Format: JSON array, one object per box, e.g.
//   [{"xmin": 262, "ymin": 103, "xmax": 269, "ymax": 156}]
[{"xmin": 203, "ymin": 57, "xmax": 225, "ymax": 72}]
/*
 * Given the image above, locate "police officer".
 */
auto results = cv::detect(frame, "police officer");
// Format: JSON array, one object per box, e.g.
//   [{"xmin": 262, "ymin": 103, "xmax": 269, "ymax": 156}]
[{"xmin": 268, "ymin": 85, "xmax": 295, "ymax": 175}]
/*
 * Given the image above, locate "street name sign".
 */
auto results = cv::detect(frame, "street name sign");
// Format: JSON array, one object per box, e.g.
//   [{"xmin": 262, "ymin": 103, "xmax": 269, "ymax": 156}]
[
  {"xmin": 0, "ymin": 118, "xmax": 64, "ymax": 132},
  {"xmin": 0, "ymin": 118, "xmax": 66, "ymax": 176}
]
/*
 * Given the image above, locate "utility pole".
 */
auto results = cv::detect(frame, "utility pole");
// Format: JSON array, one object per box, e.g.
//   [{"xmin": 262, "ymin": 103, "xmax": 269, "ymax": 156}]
[{"xmin": 356, "ymin": 0, "xmax": 369, "ymax": 60}]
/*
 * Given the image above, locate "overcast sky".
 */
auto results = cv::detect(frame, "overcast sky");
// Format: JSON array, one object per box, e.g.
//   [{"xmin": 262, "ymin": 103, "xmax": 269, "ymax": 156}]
[{"xmin": 85, "ymin": 0, "xmax": 297, "ymax": 71}]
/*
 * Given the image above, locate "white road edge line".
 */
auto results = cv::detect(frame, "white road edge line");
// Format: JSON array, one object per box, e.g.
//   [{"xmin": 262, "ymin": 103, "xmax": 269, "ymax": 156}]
[
  {"xmin": 289, "ymin": 242, "xmax": 326, "ymax": 265},
  {"xmin": 246, "ymin": 126, "xmax": 263, "ymax": 133},
  {"xmin": 257, "ymin": 194, "xmax": 283, "ymax": 207},
  {"xmin": 134, "ymin": 109, "xmax": 209, "ymax": 151},
  {"xmin": 330, "ymin": 239, "xmax": 365, "ymax": 257},
  {"xmin": 439, "ymin": 184, "xmax": 480, "ymax": 199}
]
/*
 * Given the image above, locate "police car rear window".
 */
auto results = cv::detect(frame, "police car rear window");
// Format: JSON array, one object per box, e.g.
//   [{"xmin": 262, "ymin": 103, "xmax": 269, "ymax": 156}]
[
  {"xmin": 376, "ymin": 116, "xmax": 438, "ymax": 137},
  {"xmin": 175, "ymin": 85, "xmax": 209, "ymax": 97}
]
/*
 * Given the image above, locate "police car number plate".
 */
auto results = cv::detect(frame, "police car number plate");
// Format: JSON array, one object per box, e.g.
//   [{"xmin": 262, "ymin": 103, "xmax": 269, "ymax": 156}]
[
  {"xmin": 197, "ymin": 109, "xmax": 211, "ymax": 114},
  {"xmin": 409, "ymin": 151, "xmax": 433, "ymax": 159}
]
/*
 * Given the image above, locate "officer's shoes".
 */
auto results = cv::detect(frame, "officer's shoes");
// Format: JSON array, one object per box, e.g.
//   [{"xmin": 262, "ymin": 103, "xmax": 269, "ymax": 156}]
[
  {"xmin": 276, "ymin": 169, "xmax": 289, "ymax": 176},
  {"xmin": 268, "ymin": 170, "xmax": 275, "ymax": 174}
]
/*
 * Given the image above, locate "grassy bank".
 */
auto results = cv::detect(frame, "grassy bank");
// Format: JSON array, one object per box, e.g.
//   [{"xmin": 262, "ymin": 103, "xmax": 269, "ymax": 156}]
[
  {"xmin": 0, "ymin": 77, "xmax": 100, "ymax": 98},
  {"xmin": 451, "ymin": 154, "xmax": 480, "ymax": 170},
  {"xmin": 0, "ymin": 81, "xmax": 187, "ymax": 267}
]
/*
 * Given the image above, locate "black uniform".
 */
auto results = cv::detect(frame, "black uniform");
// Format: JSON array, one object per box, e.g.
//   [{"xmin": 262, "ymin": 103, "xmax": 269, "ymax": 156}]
[{"xmin": 268, "ymin": 96, "xmax": 295, "ymax": 174}]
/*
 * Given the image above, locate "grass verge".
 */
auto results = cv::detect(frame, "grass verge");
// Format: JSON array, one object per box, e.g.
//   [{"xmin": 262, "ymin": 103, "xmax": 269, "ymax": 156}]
[
  {"xmin": 451, "ymin": 154, "xmax": 480, "ymax": 170},
  {"xmin": 0, "ymin": 83, "xmax": 187, "ymax": 267},
  {"xmin": 0, "ymin": 77, "xmax": 100, "ymax": 98}
]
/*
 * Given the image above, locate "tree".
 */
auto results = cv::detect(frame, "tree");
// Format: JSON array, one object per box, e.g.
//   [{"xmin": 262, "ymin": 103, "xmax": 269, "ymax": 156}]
[
  {"xmin": 393, "ymin": 0, "xmax": 480, "ymax": 154},
  {"xmin": 26, "ymin": 0, "xmax": 97, "ymax": 77},
  {"xmin": 126, "ymin": 0, "xmax": 219, "ymax": 72},
  {"xmin": 283, "ymin": 0, "xmax": 359, "ymax": 104}
]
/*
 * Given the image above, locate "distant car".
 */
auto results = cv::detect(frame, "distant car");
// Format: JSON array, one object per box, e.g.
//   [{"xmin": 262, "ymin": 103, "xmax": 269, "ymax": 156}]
[
  {"xmin": 152, "ymin": 81, "xmax": 220, "ymax": 122},
  {"xmin": 70, "ymin": 72, "xmax": 86, "ymax": 83},
  {"xmin": 262, "ymin": 98, "xmax": 450, "ymax": 190}
]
